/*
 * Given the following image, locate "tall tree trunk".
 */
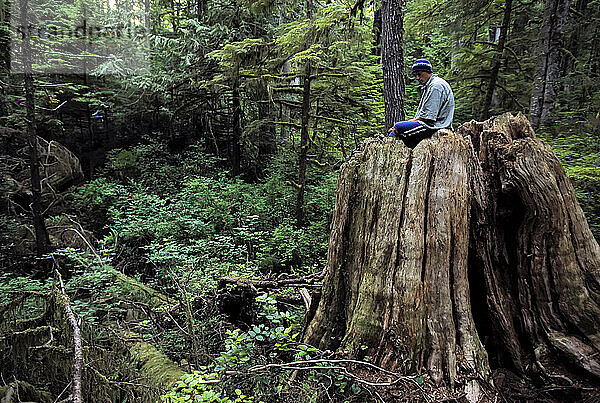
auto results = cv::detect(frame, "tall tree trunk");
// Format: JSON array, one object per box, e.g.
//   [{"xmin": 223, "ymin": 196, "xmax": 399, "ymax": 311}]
[
  {"xmin": 20, "ymin": 0, "xmax": 50, "ymax": 255},
  {"xmin": 561, "ymin": 0, "xmax": 587, "ymax": 75},
  {"xmin": 170, "ymin": 0, "xmax": 178, "ymax": 32},
  {"xmin": 145, "ymin": 0, "xmax": 152, "ymax": 32},
  {"xmin": 372, "ymin": 7, "xmax": 381, "ymax": 57},
  {"xmin": 529, "ymin": 0, "xmax": 571, "ymax": 129},
  {"xmin": 231, "ymin": 73, "xmax": 242, "ymax": 176},
  {"xmin": 0, "ymin": 0, "xmax": 9, "ymax": 70},
  {"xmin": 480, "ymin": 0, "xmax": 512, "ymax": 120},
  {"xmin": 279, "ymin": 60, "xmax": 292, "ymax": 139},
  {"xmin": 296, "ymin": 63, "xmax": 311, "ymax": 226},
  {"xmin": 295, "ymin": 0, "xmax": 313, "ymax": 226},
  {"xmin": 381, "ymin": 0, "xmax": 404, "ymax": 130},
  {"xmin": 196, "ymin": 0, "xmax": 207, "ymax": 20},
  {"xmin": 255, "ymin": 83, "xmax": 276, "ymax": 180},
  {"xmin": 81, "ymin": 20, "xmax": 96, "ymax": 179},
  {"xmin": 305, "ymin": 113, "xmax": 600, "ymax": 397},
  {"xmin": 0, "ymin": 0, "xmax": 10, "ymax": 122}
]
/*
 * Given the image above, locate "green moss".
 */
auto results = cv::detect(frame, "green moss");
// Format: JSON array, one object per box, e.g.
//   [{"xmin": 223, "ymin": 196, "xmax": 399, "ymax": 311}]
[
  {"xmin": 15, "ymin": 324, "xmax": 49, "ymax": 335},
  {"xmin": 108, "ymin": 268, "xmax": 177, "ymax": 309},
  {"xmin": 0, "ymin": 381, "xmax": 53, "ymax": 403},
  {"xmin": 129, "ymin": 340, "xmax": 186, "ymax": 388}
]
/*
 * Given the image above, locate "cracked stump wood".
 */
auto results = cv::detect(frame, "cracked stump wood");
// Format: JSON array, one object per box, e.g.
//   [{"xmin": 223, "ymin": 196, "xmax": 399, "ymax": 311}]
[
  {"xmin": 460, "ymin": 114, "xmax": 600, "ymax": 380},
  {"xmin": 304, "ymin": 129, "xmax": 490, "ymax": 390},
  {"xmin": 305, "ymin": 113, "xmax": 600, "ymax": 395}
]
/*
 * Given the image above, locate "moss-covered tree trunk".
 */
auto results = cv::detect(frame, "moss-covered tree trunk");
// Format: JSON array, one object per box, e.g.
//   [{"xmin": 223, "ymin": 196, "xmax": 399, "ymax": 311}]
[{"xmin": 305, "ymin": 113, "xmax": 600, "ymax": 398}]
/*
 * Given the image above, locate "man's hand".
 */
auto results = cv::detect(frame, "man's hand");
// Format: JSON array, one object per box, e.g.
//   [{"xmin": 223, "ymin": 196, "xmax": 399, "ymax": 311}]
[{"xmin": 387, "ymin": 126, "xmax": 397, "ymax": 136}]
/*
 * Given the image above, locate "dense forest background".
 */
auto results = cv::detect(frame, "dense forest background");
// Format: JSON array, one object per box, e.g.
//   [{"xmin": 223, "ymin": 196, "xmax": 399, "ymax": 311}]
[{"xmin": 1, "ymin": 0, "xmax": 599, "ymax": 401}]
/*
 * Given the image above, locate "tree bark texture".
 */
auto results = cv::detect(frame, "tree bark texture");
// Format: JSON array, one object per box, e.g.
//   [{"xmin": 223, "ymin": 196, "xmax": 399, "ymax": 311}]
[
  {"xmin": 296, "ymin": 63, "xmax": 312, "ymax": 226},
  {"xmin": 305, "ymin": 113, "xmax": 600, "ymax": 395},
  {"xmin": 480, "ymin": 0, "xmax": 512, "ymax": 120},
  {"xmin": 20, "ymin": 0, "xmax": 50, "ymax": 255},
  {"xmin": 381, "ymin": 0, "xmax": 405, "ymax": 130},
  {"xmin": 231, "ymin": 74, "xmax": 242, "ymax": 176},
  {"xmin": 460, "ymin": 114, "xmax": 600, "ymax": 379},
  {"xmin": 529, "ymin": 0, "xmax": 570, "ymax": 129}
]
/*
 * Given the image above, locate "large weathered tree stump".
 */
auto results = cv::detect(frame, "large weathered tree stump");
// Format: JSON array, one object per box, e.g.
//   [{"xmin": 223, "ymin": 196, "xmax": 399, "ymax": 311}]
[{"xmin": 304, "ymin": 113, "xmax": 600, "ymax": 397}]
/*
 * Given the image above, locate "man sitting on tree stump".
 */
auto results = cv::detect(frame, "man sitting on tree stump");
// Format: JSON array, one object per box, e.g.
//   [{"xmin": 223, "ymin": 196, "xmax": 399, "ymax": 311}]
[{"xmin": 388, "ymin": 59, "xmax": 455, "ymax": 148}]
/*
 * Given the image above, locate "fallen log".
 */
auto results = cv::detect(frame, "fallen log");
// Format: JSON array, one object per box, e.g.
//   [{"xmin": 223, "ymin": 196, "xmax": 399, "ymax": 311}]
[
  {"xmin": 0, "ymin": 380, "xmax": 53, "ymax": 403},
  {"xmin": 217, "ymin": 271, "xmax": 325, "ymax": 290},
  {"xmin": 217, "ymin": 273, "xmax": 325, "ymax": 325}
]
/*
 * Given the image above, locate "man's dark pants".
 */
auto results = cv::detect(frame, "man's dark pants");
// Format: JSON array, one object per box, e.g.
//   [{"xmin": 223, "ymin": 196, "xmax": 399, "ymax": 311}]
[{"xmin": 390, "ymin": 120, "xmax": 437, "ymax": 148}]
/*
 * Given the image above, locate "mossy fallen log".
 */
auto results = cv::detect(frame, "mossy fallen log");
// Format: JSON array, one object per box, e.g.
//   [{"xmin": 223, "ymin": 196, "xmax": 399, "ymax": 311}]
[
  {"xmin": 0, "ymin": 380, "xmax": 53, "ymax": 403},
  {"xmin": 107, "ymin": 267, "xmax": 178, "ymax": 309},
  {"xmin": 1, "ymin": 269, "xmax": 184, "ymax": 402},
  {"xmin": 128, "ymin": 335, "xmax": 187, "ymax": 388}
]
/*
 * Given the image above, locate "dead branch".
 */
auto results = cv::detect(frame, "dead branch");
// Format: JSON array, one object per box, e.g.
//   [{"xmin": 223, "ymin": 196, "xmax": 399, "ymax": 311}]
[
  {"xmin": 310, "ymin": 114, "xmax": 353, "ymax": 125},
  {"xmin": 271, "ymin": 99, "xmax": 303, "ymax": 108},
  {"xmin": 338, "ymin": 136, "xmax": 348, "ymax": 161},
  {"xmin": 267, "ymin": 120, "xmax": 302, "ymax": 129},
  {"xmin": 218, "ymin": 271, "xmax": 325, "ymax": 290},
  {"xmin": 31, "ymin": 325, "xmax": 54, "ymax": 350},
  {"xmin": 37, "ymin": 100, "xmax": 68, "ymax": 112},
  {"xmin": 269, "ymin": 294, "xmax": 302, "ymax": 307},
  {"xmin": 299, "ymin": 288, "xmax": 312, "ymax": 311},
  {"xmin": 494, "ymin": 81, "xmax": 526, "ymax": 110},
  {"xmin": 54, "ymin": 270, "xmax": 83, "ymax": 403},
  {"xmin": 248, "ymin": 357, "xmax": 408, "ymax": 377},
  {"xmin": 245, "ymin": 357, "xmax": 430, "ymax": 402},
  {"xmin": 2, "ymin": 381, "xmax": 18, "ymax": 403},
  {"xmin": 53, "ymin": 380, "xmax": 72, "ymax": 403}
]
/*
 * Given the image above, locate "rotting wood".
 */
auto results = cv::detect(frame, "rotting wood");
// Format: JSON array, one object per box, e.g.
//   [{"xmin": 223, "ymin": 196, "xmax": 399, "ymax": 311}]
[
  {"xmin": 459, "ymin": 113, "xmax": 600, "ymax": 380},
  {"xmin": 217, "ymin": 273, "xmax": 325, "ymax": 322},
  {"xmin": 305, "ymin": 129, "xmax": 490, "ymax": 396},
  {"xmin": 125, "ymin": 331, "xmax": 187, "ymax": 388},
  {"xmin": 1, "ymin": 268, "xmax": 187, "ymax": 401},
  {"xmin": 218, "ymin": 271, "xmax": 325, "ymax": 290},
  {"xmin": 304, "ymin": 113, "xmax": 600, "ymax": 400},
  {"xmin": 0, "ymin": 380, "xmax": 53, "ymax": 403}
]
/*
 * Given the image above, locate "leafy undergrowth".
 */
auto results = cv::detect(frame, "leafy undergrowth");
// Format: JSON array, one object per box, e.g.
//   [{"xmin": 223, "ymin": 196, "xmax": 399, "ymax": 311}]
[
  {"xmin": 3, "ymin": 124, "xmax": 600, "ymax": 401},
  {"xmin": 0, "ymin": 139, "xmax": 342, "ymax": 401}
]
